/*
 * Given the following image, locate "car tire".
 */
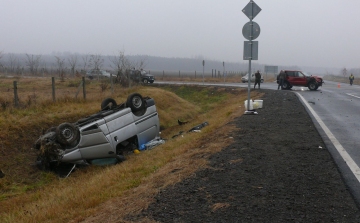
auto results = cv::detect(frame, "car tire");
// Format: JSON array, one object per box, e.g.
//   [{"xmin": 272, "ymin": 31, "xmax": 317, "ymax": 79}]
[
  {"xmin": 126, "ymin": 93, "xmax": 145, "ymax": 113},
  {"xmin": 101, "ymin": 98, "xmax": 117, "ymax": 110},
  {"xmin": 143, "ymin": 79, "xmax": 148, "ymax": 84},
  {"xmin": 56, "ymin": 123, "xmax": 79, "ymax": 146},
  {"xmin": 282, "ymin": 81, "xmax": 290, "ymax": 90},
  {"xmin": 308, "ymin": 81, "xmax": 318, "ymax": 91}
]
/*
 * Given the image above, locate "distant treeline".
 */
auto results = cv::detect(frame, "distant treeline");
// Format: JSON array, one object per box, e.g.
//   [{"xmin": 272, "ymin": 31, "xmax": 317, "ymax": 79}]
[{"xmin": 0, "ymin": 52, "xmax": 354, "ymax": 76}]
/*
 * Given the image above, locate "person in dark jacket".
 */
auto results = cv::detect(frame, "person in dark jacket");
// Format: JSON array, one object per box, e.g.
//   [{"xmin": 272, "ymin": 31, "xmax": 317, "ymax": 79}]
[
  {"xmin": 254, "ymin": 70, "xmax": 261, "ymax": 89},
  {"xmin": 278, "ymin": 70, "xmax": 286, "ymax": 90}
]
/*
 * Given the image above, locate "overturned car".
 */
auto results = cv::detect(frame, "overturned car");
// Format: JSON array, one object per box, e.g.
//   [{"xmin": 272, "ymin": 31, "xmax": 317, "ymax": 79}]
[{"xmin": 34, "ymin": 93, "xmax": 160, "ymax": 172}]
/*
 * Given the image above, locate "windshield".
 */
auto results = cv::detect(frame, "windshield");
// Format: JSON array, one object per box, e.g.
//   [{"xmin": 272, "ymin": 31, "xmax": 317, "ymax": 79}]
[
  {"xmin": 141, "ymin": 70, "xmax": 147, "ymax": 75},
  {"xmin": 302, "ymin": 72, "xmax": 311, "ymax": 77}
]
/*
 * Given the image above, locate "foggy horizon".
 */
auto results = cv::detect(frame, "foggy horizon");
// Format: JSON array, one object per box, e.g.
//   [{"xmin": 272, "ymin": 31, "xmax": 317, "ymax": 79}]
[{"xmin": 1, "ymin": 0, "xmax": 360, "ymax": 70}]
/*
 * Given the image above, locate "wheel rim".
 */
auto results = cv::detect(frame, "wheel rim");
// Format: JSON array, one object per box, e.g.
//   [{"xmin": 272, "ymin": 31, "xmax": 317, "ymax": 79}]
[
  {"xmin": 309, "ymin": 83, "xmax": 316, "ymax": 90},
  {"xmin": 132, "ymin": 96, "xmax": 142, "ymax": 108},
  {"xmin": 62, "ymin": 128, "xmax": 74, "ymax": 140}
]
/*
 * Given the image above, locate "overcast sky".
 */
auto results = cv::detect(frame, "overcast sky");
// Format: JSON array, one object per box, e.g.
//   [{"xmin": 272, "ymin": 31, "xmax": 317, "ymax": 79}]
[{"xmin": 1, "ymin": 0, "xmax": 359, "ymax": 69}]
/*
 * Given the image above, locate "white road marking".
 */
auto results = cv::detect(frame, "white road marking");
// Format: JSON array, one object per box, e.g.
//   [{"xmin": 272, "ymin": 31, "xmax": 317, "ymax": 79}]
[
  {"xmin": 296, "ymin": 93, "xmax": 360, "ymax": 182},
  {"xmin": 346, "ymin": 93, "xmax": 360, "ymax": 99}
]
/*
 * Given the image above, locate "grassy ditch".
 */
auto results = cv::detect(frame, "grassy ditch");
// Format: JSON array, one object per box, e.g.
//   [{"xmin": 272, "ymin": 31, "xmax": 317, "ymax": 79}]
[{"xmin": 0, "ymin": 77, "xmax": 263, "ymax": 222}]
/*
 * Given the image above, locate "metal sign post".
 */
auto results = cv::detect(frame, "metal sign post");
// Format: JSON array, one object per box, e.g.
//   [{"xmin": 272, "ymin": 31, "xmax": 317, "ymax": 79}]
[
  {"xmin": 242, "ymin": 0, "xmax": 261, "ymax": 114},
  {"xmin": 223, "ymin": 61, "xmax": 225, "ymax": 85},
  {"xmin": 202, "ymin": 60, "xmax": 205, "ymax": 85}
]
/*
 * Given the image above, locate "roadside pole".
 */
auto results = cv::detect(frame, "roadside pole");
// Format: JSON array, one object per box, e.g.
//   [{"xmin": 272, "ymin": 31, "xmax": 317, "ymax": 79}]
[
  {"xmin": 202, "ymin": 60, "xmax": 205, "ymax": 85},
  {"xmin": 223, "ymin": 61, "xmax": 225, "ymax": 85},
  {"xmin": 242, "ymin": 0, "xmax": 261, "ymax": 114}
]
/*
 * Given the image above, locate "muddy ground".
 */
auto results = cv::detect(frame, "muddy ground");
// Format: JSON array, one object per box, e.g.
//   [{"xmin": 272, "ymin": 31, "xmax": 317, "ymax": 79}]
[{"xmin": 126, "ymin": 89, "xmax": 360, "ymax": 222}]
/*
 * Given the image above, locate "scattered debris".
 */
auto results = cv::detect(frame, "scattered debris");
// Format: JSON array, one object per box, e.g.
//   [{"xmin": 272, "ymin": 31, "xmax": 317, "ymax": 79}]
[
  {"xmin": 188, "ymin": 122, "xmax": 209, "ymax": 132},
  {"xmin": 178, "ymin": 119, "xmax": 189, "ymax": 125},
  {"xmin": 244, "ymin": 111, "xmax": 258, "ymax": 115},
  {"xmin": 172, "ymin": 131, "xmax": 184, "ymax": 139},
  {"xmin": 308, "ymin": 101, "xmax": 316, "ymax": 104},
  {"xmin": 140, "ymin": 137, "xmax": 165, "ymax": 150},
  {"xmin": 318, "ymin": 146, "xmax": 323, "ymax": 149}
]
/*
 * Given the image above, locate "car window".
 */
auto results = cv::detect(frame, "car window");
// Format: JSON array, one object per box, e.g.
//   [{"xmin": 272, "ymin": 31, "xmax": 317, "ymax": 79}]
[
  {"xmin": 287, "ymin": 71, "xmax": 295, "ymax": 77},
  {"xmin": 296, "ymin": 72, "xmax": 304, "ymax": 77},
  {"xmin": 302, "ymin": 72, "xmax": 311, "ymax": 77}
]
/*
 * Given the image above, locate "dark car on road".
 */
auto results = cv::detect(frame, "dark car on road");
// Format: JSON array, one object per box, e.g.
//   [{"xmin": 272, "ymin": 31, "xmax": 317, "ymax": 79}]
[
  {"xmin": 277, "ymin": 70, "xmax": 324, "ymax": 90},
  {"xmin": 128, "ymin": 69, "xmax": 155, "ymax": 84}
]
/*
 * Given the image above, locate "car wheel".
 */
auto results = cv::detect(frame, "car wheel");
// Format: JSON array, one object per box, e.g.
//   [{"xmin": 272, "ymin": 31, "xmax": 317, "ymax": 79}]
[
  {"xmin": 143, "ymin": 79, "xmax": 148, "ymax": 84},
  {"xmin": 101, "ymin": 98, "xmax": 117, "ymax": 110},
  {"xmin": 282, "ymin": 81, "xmax": 290, "ymax": 90},
  {"xmin": 308, "ymin": 81, "xmax": 318, "ymax": 91},
  {"xmin": 126, "ymin": 93, "xmax": 145, "ymax": 113},
  {"xmin": 56, "ymin": 123, "xmax": 79, "ymax": 146}
]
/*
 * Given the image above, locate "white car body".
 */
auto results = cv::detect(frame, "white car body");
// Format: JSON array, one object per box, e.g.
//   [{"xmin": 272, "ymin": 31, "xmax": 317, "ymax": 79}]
[{"xmin": 241, "ymin": 73, "xmax": 264, "ymax": 83}]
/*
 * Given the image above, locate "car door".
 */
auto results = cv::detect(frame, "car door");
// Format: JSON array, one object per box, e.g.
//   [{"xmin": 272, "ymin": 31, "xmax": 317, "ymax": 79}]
[
  {"xmin": 293, "ymin": 71, "xmax": 307, "ymax": 86},
  {"xmin": 285, "ymin": 71, "xmax": 295, "ymax": 83},
  {"xmin": 78, "ymin": 120, "xmax": 113, "ymax": 159}
]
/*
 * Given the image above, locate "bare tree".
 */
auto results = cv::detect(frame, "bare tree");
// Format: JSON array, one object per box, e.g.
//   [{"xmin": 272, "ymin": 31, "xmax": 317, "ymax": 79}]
[
  {"xmin": 8, "ymin": 53, "xmax": 17, "ymax": 73},
  {"xmin": 109, "ymin": 51, "xmax": 131, "ymax": 75},
  {"xmin": 68, "ymin": 54, "xmax": 78, "ymax": 77},
  {"xmin": 25, "ymin": 54, "xmax": 42, "ymax": 75},
  {"xmin": 109, "ymin": 51, "xmax": 147, "ymax": 87},
  {"xmin": 89, "ymin": 54, "xmax": 104, "ymax": 79},
  {"xmin": 81, "ymin": 54, "xmax": 89, "ymax": 75},
  {"xmin": 15, "ymin": 58, "xmax": 23, "ymax": 75},
  {"xmin": 89, "ymin": 54, "xmax": 104, "ymax": 71},
  {"xmin": 0, "ymin": 51, "xmax": 3, "ymax": 69},
  {"xmin": 54, "ymin": 56, "xmax": 66, "ymax": 81},
  {"xmin": 342, "ymin": 67, "xmax": 347, "ymax": 79}
]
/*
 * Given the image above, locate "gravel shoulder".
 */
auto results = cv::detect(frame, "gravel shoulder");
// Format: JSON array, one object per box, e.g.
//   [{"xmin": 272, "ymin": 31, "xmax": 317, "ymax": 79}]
[{"xmin": 136, "ymin": 89, "xmax": 360, "ymax": 222}]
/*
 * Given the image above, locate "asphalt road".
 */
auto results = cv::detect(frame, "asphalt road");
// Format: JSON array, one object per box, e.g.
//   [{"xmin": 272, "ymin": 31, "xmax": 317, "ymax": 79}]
[{"xmin": 155, "ymin": 80, "xmax": 360, "ymax": 205}]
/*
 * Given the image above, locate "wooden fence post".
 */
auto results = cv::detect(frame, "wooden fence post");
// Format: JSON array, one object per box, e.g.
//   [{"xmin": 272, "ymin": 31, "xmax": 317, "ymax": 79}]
[
  {"xmin": 13, "ymin": 81, "xmax": 19, "ymax": 107},
  {"xmin": 82, "ymin": 77, "xmax": 86, "ymax": 100},
  {"xmin": 52, "ymin": 77, "xmax": 55, "ymax": 102},
  {"xmin": 110, "ymin": 74, "xmax": 114, "ymax": 94}
]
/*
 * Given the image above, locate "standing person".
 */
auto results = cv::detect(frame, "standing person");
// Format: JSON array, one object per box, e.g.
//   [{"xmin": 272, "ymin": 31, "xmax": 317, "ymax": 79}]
[
  {"xmin": 277, "ymin": 70, "xmax": 286, "ymax": 90},
  {"xmin": 349, "ymin": 73, "xmax": 355, "ymax": 85},
  {"xmin": 254, "ymin": 70, "xmax": 261, "ymax": 89}
]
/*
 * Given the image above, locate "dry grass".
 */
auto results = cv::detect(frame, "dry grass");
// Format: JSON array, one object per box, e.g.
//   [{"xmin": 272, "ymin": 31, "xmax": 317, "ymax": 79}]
[{"xmin": 0, "ymin": 76, "xmax": 263, "ymax": 223}]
